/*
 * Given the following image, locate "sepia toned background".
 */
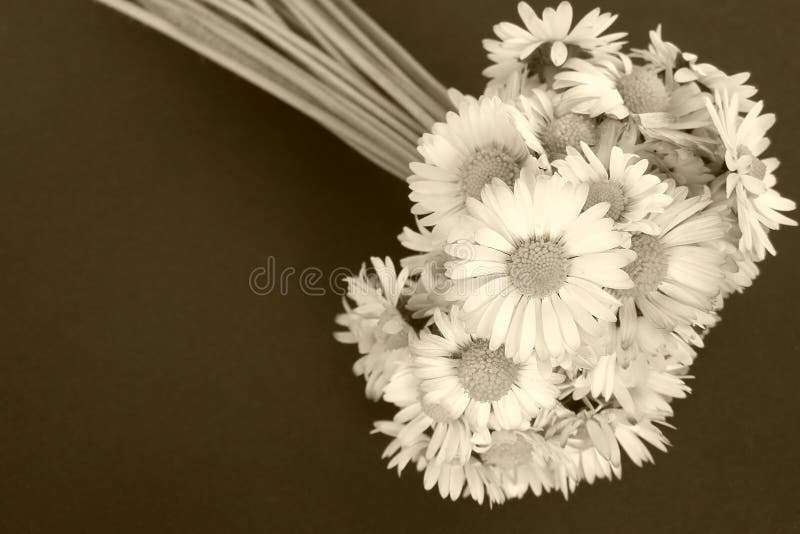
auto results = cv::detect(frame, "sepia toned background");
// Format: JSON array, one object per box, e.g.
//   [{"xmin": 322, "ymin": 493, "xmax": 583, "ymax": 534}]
[{"xmin": 1, "ymin": 1, "xmax": 799, "ymax": 532}]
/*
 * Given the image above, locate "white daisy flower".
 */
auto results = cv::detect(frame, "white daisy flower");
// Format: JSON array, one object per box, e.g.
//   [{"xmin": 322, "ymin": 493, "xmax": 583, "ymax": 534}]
[
  {"xmin": 553, "ymin": 143, "xmax": 671, "ymax": 233},
  {"xmin": 483, "ymin": 2, "xmax": 625, "ymax": 83},
  {"xmin": 555, "ymin": 55, "xmax": 711, "ymax": 148},
  {"xmin": 335, "ymin": 257, "xmax": 414, "ymax": 399},
  {"xmin": 408, "ymin": 96, "xmax": 532, "ymax": 227},
  {"xmin": 382, "ymin": 363, "xmax": 474, "ymax": 464},
  {"xmin": 508, "ymin": 88, "xmax": 599, "ymax": 159},
  {"xmin": 474, "ymin": 429, "xmax": 576, "ymax": 500},
  {"xmin": 374, "ymin": 419, "xmax": 506, "ymax": 505},
  {"xmin": 619, "ymin": 355, "xmax": 691, "ymax": 417},
  {"xmin": 549, "ymin": 410, "xmax": 623, "ymax": 485},
  {"xmin": 705, "ymin": 91, "xmax": 796, "ymax": 259},
  {"xmin": 445, "ymin": 172, "xmax": 635, "ymax": 361},
  {"xmin": 572, "ymin": 352, "xmax": 690, "ymax": 417},
  {"xmin": 640, "ymin": 321, "xmax": 704, "ymax": 368},
  {"xmin": 461, "ymin": 458, "xmax": 508, "ymax": 506},
  {"xmin": 550, "ymin": 409, "xmax": 670, "ymax": 488},
  {"xmin": 334, "ymin": 257, "xmax": 411, "ymax": 352},
  {"xmin": 613, "ymin": 185, "xmax": 727, "ymax": 342},
  {"xmin": 412, "ymin": 308, "xmax": 562, "ymax": 430},
  {"xmin": 554, "ymin": 55, "xmax": 666, "ymax": 118}
]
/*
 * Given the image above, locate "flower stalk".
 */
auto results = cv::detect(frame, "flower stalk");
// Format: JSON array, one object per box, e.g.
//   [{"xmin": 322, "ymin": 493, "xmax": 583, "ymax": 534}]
[{"xmin": 94, "ymin": 0, "xmax": 452, "ymax": 179}]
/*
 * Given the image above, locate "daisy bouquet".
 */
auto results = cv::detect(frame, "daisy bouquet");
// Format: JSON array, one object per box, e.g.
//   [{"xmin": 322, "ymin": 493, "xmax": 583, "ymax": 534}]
[{"xmin": 99, "ymin": 1, "xmax": 795, "ymax": 505}]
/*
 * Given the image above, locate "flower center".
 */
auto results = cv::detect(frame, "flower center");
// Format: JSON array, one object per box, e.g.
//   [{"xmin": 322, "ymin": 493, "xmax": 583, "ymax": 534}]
[
  {"xmin": 507, "ymin": 240, "xmax": 568, "ymax": 297},
  {"xmin": 616, "ymin": 67, "xmax": 669, "ymax": 114},
  {"xmin": 460, "ymin": 146, "xmax": 521, "ymax": 199},
  {"xmin": 457, "ymin": 339, "xmax": 520, "ymax": 402},
  {"xmin": 540, "ymin": 113, "xmax": 598, "ymax": 157},
  {"xmin": 618, "ymin": 233, "xmax": 667, "ymax": 296},
  {"xmin": 421, "ymin": 400, "xmax": 453, "ymax": 423},
  {"xmin": 584, "ymin": 181, "xmax": 626, "ymax": 221},
  {"xmin": 481, "ymin": 435, "xmax": 534, "ymax": 470}
]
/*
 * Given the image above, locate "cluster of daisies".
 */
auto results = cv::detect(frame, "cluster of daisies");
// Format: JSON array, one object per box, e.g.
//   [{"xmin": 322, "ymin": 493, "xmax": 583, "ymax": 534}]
[{"xmin": 335, "ymin": 2, "xmax": 794, "ymax": 505}]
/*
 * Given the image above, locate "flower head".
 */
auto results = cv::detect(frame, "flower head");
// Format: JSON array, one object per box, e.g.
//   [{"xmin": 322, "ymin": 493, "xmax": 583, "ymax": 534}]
[
  {"xmin": 411, "ymin": 308, "xmax": 562, "ymax": 430},
  {"xmin": 508, "ymin": 88, "xmax": 599, "ymax": 160},
  {"xmin": 409, "ymin": 96, "xmax": 531, "ymax": 227},
  {"xmin": 445, "ymin": 172, "xmax": 634, "ymax": 361},
  {"xmin": 554, "ymin": 143, "xmax": 671, "ymax": 232},
  {"xmin": 705, "ymin": 91, "xmax": 796, "ymax": 259},
  {"xmin": 484, "ymin": 2, "xmax": 626, "ymax": 83},
  {"xmin": 335, "ymin": 257, "xmax": 414, "ymax": 399},
  {"xmin": 613, "ymin": 185, "xmax": 727, "ymax": 343}
]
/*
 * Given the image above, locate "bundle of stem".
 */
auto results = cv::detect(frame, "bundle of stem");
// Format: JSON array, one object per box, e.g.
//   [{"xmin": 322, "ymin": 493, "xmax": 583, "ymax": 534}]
[{"xmin": 94, "ymin": 0, "xmax": 452, "ymax": 179}]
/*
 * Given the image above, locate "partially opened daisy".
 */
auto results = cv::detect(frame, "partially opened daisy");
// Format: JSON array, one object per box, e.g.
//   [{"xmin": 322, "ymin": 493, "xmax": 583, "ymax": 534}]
[
  {"xmin": 474, "ymin": 429, "xmax": 575, "ymax": 499},
  {"xmin": 629, "ymin": 25, "xmax": 680, "ymax": 75},
  {"xmin": 483, "ymin": 2, "xmax": 626, "ymax": 83},
  {"xmin": 716, "ymin": 238, "xmax": 760, "ymax": 298},
  {"xmin": 705, "ymin": 91, "xmax": 796, "ymax": 259},
  {"xmin": 571, "ymin": 351, "xmax": 690, "ymax": 417},
  {"xmin": 422, "ymin": 457, "xmax": 506, "ymax": 504},
  {"xmin": 601, "ymin": 314, "xmax": 700, "ymax": 367},
  {"xmin": 547, "ymin": 409, "xmax": 622, "ymax": 486},
  {"xmin": 408, "ymin": 96, "xmax": 532, "ymax": 226},
  {"xmin": 375, "ymin": 401, "xmax": 505, "ymax": 505},
  {"xmin": 445, "ymin": 172, "xmax": 634, "ymax": 361},
  {"xmin": 611, "ymin": 414, "xmax": 671, "ymax": 469},
  {"xmin": 335, "ymin": 257, "xmax": 414, "ymax": 399},
  {"xmin": 637, "ymin": 140, "xmax": 714, "ymax": 193},
  {"xmin": 618, "ymin": 355, "xmax": 691, "ymax": 417},
  {"xmin": 373, "ymin": 421, "xmax": 505, "ymax": 505},
  {"xmin": 553, "ymin": 143, "xmax": 671, "ymax": 233},
  {"xmin": 508, "ymin": 88, "xmax": 599, "ymax": 160},
  {"xmin": 398, "ymin": 217, "xmax": 483, "ymax": 318},
  {"xmin": 676, "ymin": 53, "xmax": 758, "ymax": 112},
  {"xmin": 398, "ymin": 221, "xmax": 448, "ymax": 276},
  {"xmin": 550, "ymin": 408, "xmax": 670, "ymax": 486},
  {"xmin": 613, "ymin": 184, "xmax": 727, "ymax": 344},
  {"xmin": 639, "ymin": 319, "xmax": 704, "ymax": 367},
  {"xmin": 412, "ymin": 308, "xmax": 562, "ymax": 430}
]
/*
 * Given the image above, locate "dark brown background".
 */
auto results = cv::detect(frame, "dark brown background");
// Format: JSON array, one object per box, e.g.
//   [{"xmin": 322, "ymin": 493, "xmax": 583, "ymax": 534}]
[{"xmin": 2, "ymin": 1, "xmax": 799, "ymax": 532}]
